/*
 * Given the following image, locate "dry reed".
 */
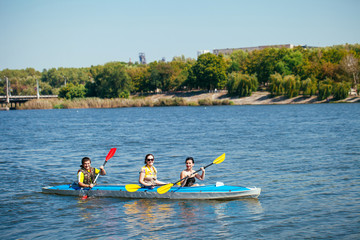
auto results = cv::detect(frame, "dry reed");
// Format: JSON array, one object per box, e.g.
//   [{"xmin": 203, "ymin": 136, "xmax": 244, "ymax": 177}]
[{"xmin": 16, "ymin": 97, "xmax": 233, "ymax": 110}]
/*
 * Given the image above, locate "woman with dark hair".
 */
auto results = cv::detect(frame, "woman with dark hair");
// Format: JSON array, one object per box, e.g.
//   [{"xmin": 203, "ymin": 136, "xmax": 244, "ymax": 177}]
[
  {"xmin": 180, "ymin": 157, "xmax": 205, "ymax": 187},
  {"xmin": 139, "ymin": 154, "xmax": 166, "ymax": 188},
  {"xmin": 77, "ymin": 157, "xmax": 106, "ymax": 188}
]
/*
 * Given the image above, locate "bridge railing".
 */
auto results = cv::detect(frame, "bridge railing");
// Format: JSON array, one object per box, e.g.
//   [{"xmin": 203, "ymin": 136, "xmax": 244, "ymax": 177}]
[
  {"xmin": 0, "ymin": 95, "xmax": 58, "ymax": 100},
  {"xmin": 0, "ymin": 95, "xmax": 58, "ymax": 108}
]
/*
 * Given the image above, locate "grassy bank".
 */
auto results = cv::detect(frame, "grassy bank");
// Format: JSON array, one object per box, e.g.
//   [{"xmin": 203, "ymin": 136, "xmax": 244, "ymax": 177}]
[
  {"xmin": 17, "ymin": 97, "xmax": 233, "ymax": 110},
  {"xmin": 15, "ymin": 90, "xmax": 360, "ymax": 110}
]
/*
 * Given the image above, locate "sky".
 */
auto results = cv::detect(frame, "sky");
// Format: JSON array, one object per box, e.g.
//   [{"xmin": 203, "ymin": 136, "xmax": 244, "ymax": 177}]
[{"xmin": 0, "ymin": 0, "xmax": 359, "ymax": 71}]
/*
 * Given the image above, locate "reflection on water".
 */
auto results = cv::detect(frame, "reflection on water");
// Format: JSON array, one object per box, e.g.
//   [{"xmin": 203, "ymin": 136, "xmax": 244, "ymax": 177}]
[
  {"xmin": 210, "ymin": 199, "xmax": 264, "ymax": 224},
  {"xmin": 76, "ymin": 198, "xmax": 102, "ymax": 222},
  {"xmin": 121, "ymin": 198, "xmax": 264, "ymax": 238},
  {"xmin": 122, "ymin": 199, "xmax": 176, "ymax": 239},
  {"xmin": 122, "ymin": 198, "xmax": 264, "ymax": 225},
  {"xmin": 242, "ymin": 198, "xmax": 264, "ymax": 215},
  {"xmin": 178, "ymin": 201, "xmax": 198, "ymax": 224},
  {"xmin": 123, "ymin": 199, "xmax": 175, "ymax": 225}
]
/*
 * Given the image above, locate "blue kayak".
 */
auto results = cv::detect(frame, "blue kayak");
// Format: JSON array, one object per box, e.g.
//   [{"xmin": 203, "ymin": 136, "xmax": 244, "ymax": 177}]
[{"xmin": 42, "ymin": 183, "xmax": 261, "ymax": 200}]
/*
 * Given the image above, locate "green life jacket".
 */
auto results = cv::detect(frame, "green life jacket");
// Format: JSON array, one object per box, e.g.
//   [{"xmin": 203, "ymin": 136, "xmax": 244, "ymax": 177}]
[{"xmin": 79, "ymin": 167, "xmax": 96, "ymax": 184}]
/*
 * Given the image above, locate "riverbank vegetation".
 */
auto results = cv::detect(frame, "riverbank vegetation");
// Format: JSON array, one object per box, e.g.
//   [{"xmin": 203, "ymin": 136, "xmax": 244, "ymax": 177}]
[
  {"xmin": 17, "ymin": 96, "xmax": 233, "ymax": 110},
  {"xmin": 1, "ymin": 44, "xmax": 359, "ymax": 109}
]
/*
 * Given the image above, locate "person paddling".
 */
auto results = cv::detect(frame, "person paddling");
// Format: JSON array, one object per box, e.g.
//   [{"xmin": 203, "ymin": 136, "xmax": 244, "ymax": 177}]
[
  {"xmin": 139, "ymin": 154, "xmax": 166, "ymax": 188},
  {"xmin": 77, "ymin": 157, "xmax": 106, "ymax": 188},
  {"xmin": 180, "ymin": 157, "xmax": 205, "ymax": 187}
]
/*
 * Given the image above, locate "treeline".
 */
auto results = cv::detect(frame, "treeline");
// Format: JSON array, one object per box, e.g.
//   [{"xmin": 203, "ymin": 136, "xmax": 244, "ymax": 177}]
[{"xmin": 1, "ymin": 44, "xmax": 359, "ymax": 101}]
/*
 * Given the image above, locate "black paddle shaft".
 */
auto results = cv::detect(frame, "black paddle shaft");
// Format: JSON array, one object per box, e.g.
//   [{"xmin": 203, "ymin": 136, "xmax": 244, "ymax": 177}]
[{"xmin": 174, "ymin": 162, "xmax": 213, "ymax": 185}]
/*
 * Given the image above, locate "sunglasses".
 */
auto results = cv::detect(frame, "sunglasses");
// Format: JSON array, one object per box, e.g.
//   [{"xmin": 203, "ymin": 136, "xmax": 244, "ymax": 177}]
[{"xmin": 146, "ymin": 158, "xmax": 154, "ymax": 162}]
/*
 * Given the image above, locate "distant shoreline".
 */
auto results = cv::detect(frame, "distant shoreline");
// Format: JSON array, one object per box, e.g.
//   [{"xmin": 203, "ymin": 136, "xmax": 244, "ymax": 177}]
[
  {"xmin": 138, "ymin": 90, "xmax": 360, "ymax": 105},
  {"xmin": 14, "ymin": 90, "xmax": 360, "ymax": 110}
]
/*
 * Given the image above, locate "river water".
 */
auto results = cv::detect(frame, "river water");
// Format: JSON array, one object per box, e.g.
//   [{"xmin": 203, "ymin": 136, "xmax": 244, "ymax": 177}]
[{"xmin": 0, "ymin": 104, "xmax": 359, "ymax": 239}]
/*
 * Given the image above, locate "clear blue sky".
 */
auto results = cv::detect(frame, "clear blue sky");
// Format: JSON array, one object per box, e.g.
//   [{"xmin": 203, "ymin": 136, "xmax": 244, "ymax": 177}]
[{"xmin": 1, "ymin": 0, "xmax": 359, "ymax": 71}]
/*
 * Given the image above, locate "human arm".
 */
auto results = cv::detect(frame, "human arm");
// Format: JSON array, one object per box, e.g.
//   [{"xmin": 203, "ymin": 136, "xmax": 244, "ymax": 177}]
[
  {"xmin": 78, "ymin": 182, "xmax": 94, "ymax": 188},
  {"xmin": 195, "ymin": 167, "xmax": 205, "ymax": 181},
  {"xmin": 77, "ymin": 172, "xmax": 94, "ymax": 188},
  {"xmin": 94, "ymin": 167, "xmax": 106, "ymax": 176},
  {"xmin": 154, "ymin": 179, "xmax": 167, "ymax": 185},
  {"xmin": 139, "ymin": 171, "xmax": 153, "ymax": 187},
  {"xmin": 180, "ymin": 170, "xmax": 189, "ymax": 187},
  {"xmin": 99, "ymin": 165, "xmax": 106, "ymax": 175}
]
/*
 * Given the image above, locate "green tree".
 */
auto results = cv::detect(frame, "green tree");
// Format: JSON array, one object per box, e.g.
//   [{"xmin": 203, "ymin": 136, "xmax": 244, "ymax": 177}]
[
  {"xmin": 184, "ymin": 65, "xmax": 197, "ymax": 90},
  {"xmin": 301, "ymin": 48, "xmax": 323, "ymax": 81},
  {"xmin": 39, "ymin": 81, "xmax": 54, "ymax": 95},
  {"xmin": 226, "ymin": 73, "xmax": 240, "ymax": 95},
  {"xmin": 41, "ymin": 68, "xmax": 66, "ymax": 88},
  {"xmin": 227, "ymin": 73, "xmax": 258, "ymax": 97},
  {"xmin": 227, "ymin": 50, "xmax": 248, "ymax": 73},
  {"xmin": 318, "ymin": 78, "xmax": 333, "ymax": 100},
  {"xmin": 332, "ymin": 82, "xmax": 351, "ymax": 100},
  {"xmin": 170, "ymin": 58, "xmax": 195, "ymax": 91},
  {"xmin": 274, "ymin": 61, "xmax": 290, "ymax": 76},
  {"xmin": 321, "ymin": 47, "xmax": 347, "ymax": 64},
  {"xmin": 0, "ymin": 68, "xmax": 41, "ymax": 95},
  {"xmin": 149, "ymin": 62, "xmax": 176, "ymax": 91},
  {"xmin": 41, "ymin": 67, "xmax": 91, "ymax": 89},
  {"xmin": 190, "ymin": 53, "xmax": 227, "ymax": 90},
  {"xmin": 148, "ymin": 62, "xmax": 162, "ymax": 92},
  {"xmin": 58, "ymin": 83, "xmax": 86, "ymax": 99},
  {"xmin": 300, "ymin": 78, "xmax": 317, "ymax": 97},
  {"xmin": 247, "ymin": 48, "xmax": 279, "ymax": 85},
  {"xmin": 87, "ymin": 62, "xmax": 132, "ymax": 98},
  {"xmin": 126, "ymin": 65, "xmax": 150, "ymax": 92},
  {"xmin": 281, "ymin": 50, "xmax": 304, "ymax": 76},
  {"xmin": 269, "ymin": 73, "xmax": 285, "ymax": 96},
  {"xmin": 283, "ymin": 75, "xmax": 300, "ymax": 98},
  {"xmin": 0, "ymin": 77, "xmax": 5, "ymax": 95}
]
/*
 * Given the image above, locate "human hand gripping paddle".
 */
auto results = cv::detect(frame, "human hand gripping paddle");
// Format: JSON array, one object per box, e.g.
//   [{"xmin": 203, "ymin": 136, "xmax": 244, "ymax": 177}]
[
  {"xmin": 82, "ymin": 148, "xmax": 117, "ymax": 199},
  {"xmin": 157, "ymin": 153, "xmax": 225, "ymax": 195}
]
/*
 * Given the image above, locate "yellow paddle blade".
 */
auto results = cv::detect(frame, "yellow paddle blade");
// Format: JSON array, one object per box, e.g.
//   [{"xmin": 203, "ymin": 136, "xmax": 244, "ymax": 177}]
[
  {"xmin": 125, "ymin": 184, "xmax": 141, "ymax": 192},
  {"xmin": 157, "ymin": 183, "xmax": 174, "ymax": 194},
  {"xmin": 213, "ymin": 153, "xmax": 225, "ymax": 165}
]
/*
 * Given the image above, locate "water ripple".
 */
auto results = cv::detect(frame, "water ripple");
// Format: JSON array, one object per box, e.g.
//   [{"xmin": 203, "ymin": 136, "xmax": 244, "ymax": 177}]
[{"xmin": 0, "ymin": 104, "xmax": 359, "ymax": 239}]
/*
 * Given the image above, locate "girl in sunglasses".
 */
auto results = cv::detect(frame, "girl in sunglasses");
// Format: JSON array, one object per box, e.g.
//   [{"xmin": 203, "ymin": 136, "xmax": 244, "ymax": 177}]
[{"xmin": 139, "ymin": 154, "xmax": 167, "ymax": 188}]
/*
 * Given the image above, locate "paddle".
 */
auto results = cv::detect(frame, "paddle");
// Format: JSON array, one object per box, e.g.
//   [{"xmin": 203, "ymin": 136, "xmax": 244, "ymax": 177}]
[
  {"xmin": 125, "ymin": 183, "xmax": 169, "ymax": 192},
  {"xmin": 82, "ymin": 148, "xmax": 117, "ymax": 199},
  {"xmin": 125, "ymin": 184, "xmax": 142, "ymax": 192},
  {"xmin": 157, "ymin": 153, "xmax": 225, "ymax": 194}
]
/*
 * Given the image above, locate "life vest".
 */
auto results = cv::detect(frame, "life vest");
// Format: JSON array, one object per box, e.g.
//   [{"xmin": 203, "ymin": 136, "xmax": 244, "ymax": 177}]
[
  {"xmin": 78, "ymin": 167, "xmax": 96, "ymax": 184},
  {"xmin": 140, "ymin": 165, "xmax": 157, "ymax": 184}
]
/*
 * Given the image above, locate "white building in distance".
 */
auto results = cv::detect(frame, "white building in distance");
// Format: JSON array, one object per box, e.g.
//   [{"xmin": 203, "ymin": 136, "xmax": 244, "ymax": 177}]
[
  {"xmin": 213, "ymin": 44, "xmax": 295, "ymax": 56},
  {"xmin": 197, "ymin": 50, "xmax": 210, "ymax": 57}
]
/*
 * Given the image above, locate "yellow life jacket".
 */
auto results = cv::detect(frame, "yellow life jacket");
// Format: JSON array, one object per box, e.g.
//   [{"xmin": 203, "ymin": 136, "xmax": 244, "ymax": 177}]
[{"xmin": 140, "ymin": 165, "xmax": 157, "ymax": 179}]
